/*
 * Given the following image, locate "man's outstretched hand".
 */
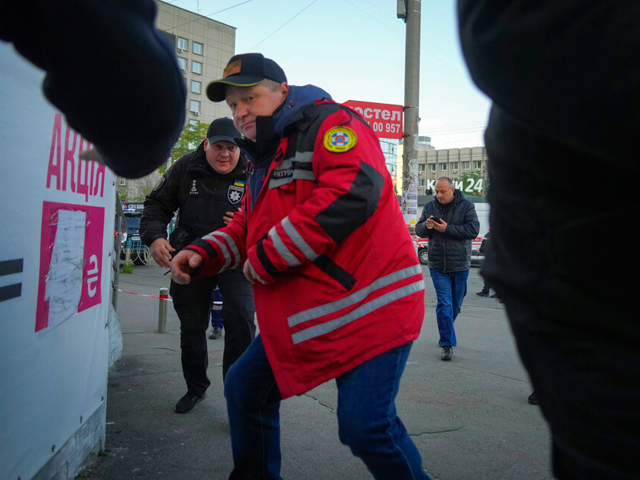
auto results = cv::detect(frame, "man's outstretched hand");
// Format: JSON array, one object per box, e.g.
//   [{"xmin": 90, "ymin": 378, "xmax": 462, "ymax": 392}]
[
  {"xmin": 171, "ymin": 250, "xmax": 203, "ymax": 284},
  {"xmin": 150, "ymin": 238, "xmax": 176, "ymax": 268}
]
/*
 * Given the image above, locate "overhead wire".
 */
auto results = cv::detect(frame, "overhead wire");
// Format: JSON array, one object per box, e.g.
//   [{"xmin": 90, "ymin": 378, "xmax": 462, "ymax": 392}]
[
  {"xmin": 248, "ymin": 0, "xmax": 320, "ymax": 50},
  {"xmin": 161, "ymin": 0, "xmax": 256, "ymax": 35}
]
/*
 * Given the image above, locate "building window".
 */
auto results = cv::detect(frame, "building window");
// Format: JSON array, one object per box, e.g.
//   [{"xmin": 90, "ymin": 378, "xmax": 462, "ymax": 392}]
[
  {"xmin": 177, "ymin": 37, "xmax": 188, "ymax": 51},
  {"xmin": 440, "ymin": 163, "xmax": 447, "ymax": 171},
  {"xmin": 189, "ymin": 100, "xmax": 200, "ymax": 115},
  {"xmin": 419, "ymin": 178, "xmax": 425, "ymax": 187},
  {"xmin": 192, "ymin": 61, "xmax": 202, "ymax": 74},
  {"xmin": 462, "ymin": 161, "xmax": 470, "ymax": 170},
  {"xmin": 429, "ymin": 164, "xmax": 436, "ymax": 173},
  {"xmin": 193, "ymin": 42, "xmax": 203, "ymax": 55},
  {"xmin": 177, "ymin": 57, "xmax": 187, "ymax": 71},
  {"xmin": 474, "ymin": 161, "xmax": 483, "ymax": 169},
  {"xmin": 451, "ymin": 162, "xmax": 458, "ymax": 172},
  {"xmin": 191, "ymin": 80, "xmax": 201, "ymax": 94},
  {"xmin": 419, "ymin": 164, "xmax": 425, "ymax": 172}
]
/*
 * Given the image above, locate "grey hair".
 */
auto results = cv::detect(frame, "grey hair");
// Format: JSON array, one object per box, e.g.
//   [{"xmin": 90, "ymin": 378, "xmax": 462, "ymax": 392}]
[{"xmin": 436, "ymin": 176, "xmax": 454, "ymax": 188}]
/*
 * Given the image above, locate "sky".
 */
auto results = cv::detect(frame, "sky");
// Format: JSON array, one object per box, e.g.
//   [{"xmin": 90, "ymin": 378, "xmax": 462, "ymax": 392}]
[{"xmin": 164, "ymin": 0, "xmax": 492, "ymax": 149}]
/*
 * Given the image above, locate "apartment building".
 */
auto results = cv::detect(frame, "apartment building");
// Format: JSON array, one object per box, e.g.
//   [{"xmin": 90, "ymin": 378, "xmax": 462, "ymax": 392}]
[
  {"xmin": 118, "ymin": 1, "xmax": 237, "ymax": 200},
  {"xmin": 418, "ymin": 146, "xmax": 488, "ymax": 195},
  {"xmin": 156, "ymin": 0, "xmax": 236, "ymax": 125}
]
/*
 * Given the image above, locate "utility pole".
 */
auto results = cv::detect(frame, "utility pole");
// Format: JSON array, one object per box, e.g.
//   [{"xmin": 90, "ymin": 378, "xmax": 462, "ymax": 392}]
[{"xmin": 398, "ymin": 0, "xmax": 421, "ymax": 228}]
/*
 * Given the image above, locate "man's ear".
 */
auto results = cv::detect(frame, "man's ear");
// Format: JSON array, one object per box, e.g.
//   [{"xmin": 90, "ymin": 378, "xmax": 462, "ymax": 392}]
[{"xmin": 279, "ymin": 82, "xmax": 290, "ymax": 99}]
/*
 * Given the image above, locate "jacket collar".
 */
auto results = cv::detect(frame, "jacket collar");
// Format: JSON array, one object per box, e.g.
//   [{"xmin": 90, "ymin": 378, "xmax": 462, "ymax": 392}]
[
  {"xmin": 272, "ymin": 84, "xmax": 332, "ymax": 135},
  {"xmin": 238, "ymin": 84, "xmax": 332, "ymax": 168}
]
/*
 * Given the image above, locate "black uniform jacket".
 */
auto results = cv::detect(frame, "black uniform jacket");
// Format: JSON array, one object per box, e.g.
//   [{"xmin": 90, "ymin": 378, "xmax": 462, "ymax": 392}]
[{"xmin": 140, "ymin": 142, "xmax": 247, "ymax": 251}]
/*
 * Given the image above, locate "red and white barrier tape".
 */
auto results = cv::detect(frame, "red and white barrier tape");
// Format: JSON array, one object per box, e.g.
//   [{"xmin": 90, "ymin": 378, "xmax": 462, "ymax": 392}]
[{"xmin": 118, "ymin": 289, "xmax": 173, "ymax": 301}]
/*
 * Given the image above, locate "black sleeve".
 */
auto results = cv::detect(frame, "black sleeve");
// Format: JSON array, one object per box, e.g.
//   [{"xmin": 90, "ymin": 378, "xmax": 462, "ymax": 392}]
[
  {"xmin": 457, "ymin": 0, "xmax": 640, "ymax": 162},
  {"xmin": 140, "ymin": 159, "xmax": 184, "ymax": 246},
  {"xmin": 415, "ymin": 204, "xmax": 433, "ymax": 239},
  {"xmin": 0, "ymin": 0, "xmax": 186, "ymax": 178},
  {"xmin": 445, "ymin": 202, "xmax": 480, "ymax": 240}
]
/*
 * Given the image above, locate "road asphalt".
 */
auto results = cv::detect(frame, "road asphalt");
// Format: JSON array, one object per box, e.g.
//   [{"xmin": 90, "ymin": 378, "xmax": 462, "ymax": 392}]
[{"xmin": 81, "ymin": 263, "xmax": 552, "ymax": 480}]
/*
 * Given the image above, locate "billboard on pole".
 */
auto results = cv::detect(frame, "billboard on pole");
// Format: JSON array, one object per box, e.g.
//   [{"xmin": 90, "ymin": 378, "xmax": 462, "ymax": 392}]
[{"xmin": 343, "ymin": 100, "xmax": 403, "ymax": 140}]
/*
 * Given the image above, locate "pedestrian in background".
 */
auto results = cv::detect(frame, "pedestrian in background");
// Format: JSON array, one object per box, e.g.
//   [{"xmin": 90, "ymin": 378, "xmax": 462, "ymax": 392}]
[
  {"xmin": 416, "ymin": 177, "xmax": 479, "ymax": 361},
  {"xmin": 171, "ymin": 53, "xmax": 430, "ymax": 479},
  {"xmin": 476, "ymin": 230, "xmax": 493, "ymax": 297},
  {"xmin": 141, "ymin": 118, "xmax": 256, "ymax": 414},
  {"xmin": 209, "ymin": 287, "xmax": 223, "ymax": 339}
]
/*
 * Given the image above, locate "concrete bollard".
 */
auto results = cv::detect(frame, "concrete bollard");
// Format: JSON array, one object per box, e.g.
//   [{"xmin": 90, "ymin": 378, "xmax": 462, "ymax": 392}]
[{"xmin": 158, "ymin": 287, "xmax": 169, "ymax": 333}]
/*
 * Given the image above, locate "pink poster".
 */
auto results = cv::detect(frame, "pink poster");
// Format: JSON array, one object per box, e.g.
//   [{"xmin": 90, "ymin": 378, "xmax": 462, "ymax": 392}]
[{"xmin": 35, "ymin": 201, "xmax": 105, "ymax": 332}]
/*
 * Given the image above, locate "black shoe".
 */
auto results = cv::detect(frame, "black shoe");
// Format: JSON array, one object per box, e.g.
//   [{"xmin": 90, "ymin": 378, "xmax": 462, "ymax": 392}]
[
  {"xmin": 490, "ymin": 293, "xmax": 497, "ymax": 298},
  {"xmin": 441, "ymin": 347, "xmax": 453, "ymax": 361},
  {"xmin": 476, "ymin": 290, "xmax": 489, "ymax": 297},
  {"xmin": 528, "ymin": 391, "xmax": 539, "ymax": 405},
  {"xmin": 209, "ymin": 326, "xmax": 222, "ymax": 339},
  {"xmin": 175, "ymin": 392, "xmax": 204, "ymax": 413}
]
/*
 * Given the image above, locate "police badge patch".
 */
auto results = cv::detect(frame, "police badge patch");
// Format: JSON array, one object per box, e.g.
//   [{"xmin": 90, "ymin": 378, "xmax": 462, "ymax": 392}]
[{"xmin": 227, "ymin": 184, "xmax": 245, "ymax": 204}]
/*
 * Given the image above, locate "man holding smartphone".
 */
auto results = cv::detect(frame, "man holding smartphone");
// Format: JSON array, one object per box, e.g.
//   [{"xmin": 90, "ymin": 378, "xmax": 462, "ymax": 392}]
[{"xmin": 416, "ymin": 177, "xmax": 479, "ymax": 360}]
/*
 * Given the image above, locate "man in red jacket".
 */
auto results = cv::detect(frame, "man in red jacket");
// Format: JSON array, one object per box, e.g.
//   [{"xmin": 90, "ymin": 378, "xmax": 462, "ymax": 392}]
[{"xmin": 171, "ymin": 53, "xmax": 430, "ymax": 479}]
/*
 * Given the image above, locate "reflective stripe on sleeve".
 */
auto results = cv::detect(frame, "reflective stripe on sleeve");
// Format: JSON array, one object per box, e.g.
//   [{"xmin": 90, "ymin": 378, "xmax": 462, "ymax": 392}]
[
  {"xmin": 269, "ymin": 225, "xmax": 302, "ymax": 267},
  {"xmin": 281, "ymin": 216, "xmax": 318, "ymax": 262},
  {"xmin": 202, "ymin": 231, "xmax": 242, "ymax": 269}
]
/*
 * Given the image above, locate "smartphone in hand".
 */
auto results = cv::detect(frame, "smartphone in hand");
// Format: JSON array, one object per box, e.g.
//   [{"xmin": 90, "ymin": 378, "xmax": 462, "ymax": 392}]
[{"xmin": 430, "ymin": 216, "xmax": 442, "ymax": 224}]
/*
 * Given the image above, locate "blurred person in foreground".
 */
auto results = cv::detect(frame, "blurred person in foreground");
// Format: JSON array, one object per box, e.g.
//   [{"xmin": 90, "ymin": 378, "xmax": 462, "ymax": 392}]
[
  {"xmin": 0, "ymin": 0, "xmax": 186, "ymax": 178},
  {"xmin": 171, "ymin": 53, "xmax": 430, "ymax": 479},
  {"xmin": 458, "ymin": 1, "xmax": 640, "ymax": 478},
  {"xmin": 141, "ymin": 118, "xmax": 255, "ymax": 414}
]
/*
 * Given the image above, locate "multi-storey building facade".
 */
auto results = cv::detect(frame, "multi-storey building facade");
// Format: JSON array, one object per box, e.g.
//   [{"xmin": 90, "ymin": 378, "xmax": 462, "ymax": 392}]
[
  {"xmin": 380, "ymin": 138, "xmax": 400, "ymax": 192},
  {"xmin": 155, "ymin": 0, "xmax": 236, "ymax": 125},
  {"xmin": 397, "ymin": 135, "xmax": 434, "ymax": 195},
  {"xmin": 118, "ymin": 1, "xmax": 236, "ymax": 200},
  {"xmin": 396, "ymin": 136, "xmax": 487, "ymax": 198},
  {"xmin": 418, "ymin": 146, "xmax": 488, "ymax": 195}
]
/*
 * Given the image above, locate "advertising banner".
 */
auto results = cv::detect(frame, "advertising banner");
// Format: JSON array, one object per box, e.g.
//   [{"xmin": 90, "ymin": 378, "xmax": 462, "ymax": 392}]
[
  {"xmin": 0, "ymin": 43, "xmax": 115, "ymax": 480},
  {"xmin": 343, "ymin": 100, "xmax": 403, "ymax": 139}
]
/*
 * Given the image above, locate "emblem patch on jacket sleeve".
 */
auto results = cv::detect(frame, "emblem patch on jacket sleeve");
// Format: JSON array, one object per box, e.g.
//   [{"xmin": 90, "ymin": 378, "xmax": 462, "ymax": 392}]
[{"xmin": 323, "ymin": 126, "xmax": 357, "ymax": 153}]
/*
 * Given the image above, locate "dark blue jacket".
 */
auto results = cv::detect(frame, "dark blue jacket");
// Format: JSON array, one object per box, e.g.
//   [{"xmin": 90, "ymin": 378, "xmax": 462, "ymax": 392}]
[{"xmin": 415, "ymin": 190, "xmax": 479, "ymax": 272}]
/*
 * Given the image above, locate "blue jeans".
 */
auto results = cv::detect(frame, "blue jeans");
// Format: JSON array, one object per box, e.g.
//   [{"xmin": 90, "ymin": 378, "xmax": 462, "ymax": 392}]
[
  {"xmin": 429, "ymin": 268, "xmax": 469, "ymax": 347},
  {"xmin": 224, "ymin": 336, "xmax": 431, "ymax": 480}
]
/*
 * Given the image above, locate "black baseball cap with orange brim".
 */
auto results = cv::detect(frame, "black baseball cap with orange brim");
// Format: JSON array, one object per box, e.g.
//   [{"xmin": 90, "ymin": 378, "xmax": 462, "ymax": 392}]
[{"xmin": 206, "ymin": 53, "xmax": 287, "ymax": 102}]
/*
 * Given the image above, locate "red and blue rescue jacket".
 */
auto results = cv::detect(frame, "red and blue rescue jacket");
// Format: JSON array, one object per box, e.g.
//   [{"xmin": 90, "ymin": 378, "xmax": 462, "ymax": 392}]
[{"xmin": 187, "ymin": 86, "xmax": 425, "ymax": 398}]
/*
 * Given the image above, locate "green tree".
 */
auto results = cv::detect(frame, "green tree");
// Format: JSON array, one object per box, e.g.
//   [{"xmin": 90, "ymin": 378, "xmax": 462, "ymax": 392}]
[
  {"xmin": 458, "ymin": 169, "xmax": 486, "ymax": 196},
  {"xmin": 160, "ymin": 121, "xmax": 209, "ymax": 174}
]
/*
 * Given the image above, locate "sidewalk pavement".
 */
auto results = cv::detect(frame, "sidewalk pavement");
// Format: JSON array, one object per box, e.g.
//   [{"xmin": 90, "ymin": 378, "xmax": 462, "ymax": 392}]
[{"xmin": 83, "ymin": 264, "xmax": 552, "ymax": 480}]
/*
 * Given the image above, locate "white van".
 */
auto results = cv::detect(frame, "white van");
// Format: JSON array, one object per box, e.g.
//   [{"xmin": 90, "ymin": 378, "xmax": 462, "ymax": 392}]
[{"xmin": 472, "ymin": 202, "xmax": 490, "ymax": 265}]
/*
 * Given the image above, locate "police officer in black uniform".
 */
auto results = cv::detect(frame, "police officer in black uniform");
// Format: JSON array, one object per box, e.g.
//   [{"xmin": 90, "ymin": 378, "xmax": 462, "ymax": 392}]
[{"xmin": 141, "ymin": 118, "xmax": 255, "ymax": 413}]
